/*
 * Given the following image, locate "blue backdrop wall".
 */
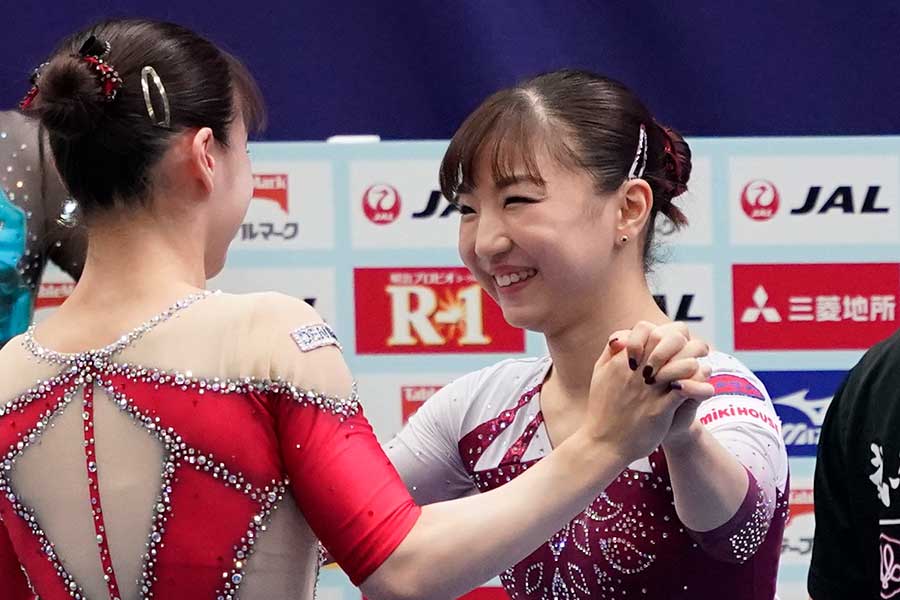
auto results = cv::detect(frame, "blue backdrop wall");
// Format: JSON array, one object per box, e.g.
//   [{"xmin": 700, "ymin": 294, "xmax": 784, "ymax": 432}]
[{"xmin": 2, "ymin": 1, "xmax": 899, "ymax": 140}]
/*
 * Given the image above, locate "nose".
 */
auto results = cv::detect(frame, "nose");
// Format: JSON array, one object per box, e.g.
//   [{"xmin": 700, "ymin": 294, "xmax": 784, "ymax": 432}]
[{"xmin": 473, "ymin": 208, "xmax": 513, "ymax": 260}]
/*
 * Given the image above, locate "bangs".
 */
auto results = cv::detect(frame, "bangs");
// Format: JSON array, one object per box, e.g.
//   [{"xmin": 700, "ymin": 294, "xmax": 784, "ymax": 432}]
[{"xmin": 439, "ymin": 90, "xmax": 577, "ymax": 201}]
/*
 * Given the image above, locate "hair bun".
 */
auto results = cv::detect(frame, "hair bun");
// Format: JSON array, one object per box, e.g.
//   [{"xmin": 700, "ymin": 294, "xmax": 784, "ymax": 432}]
[
  {"xmin": 653, "ymin": 123, "xmax": 692, "ymax": 227},
  {"xmin": 659, "ymin": 124, "xmax": 691, "ymax": 194},
  {"xmin": 25, "ymin": 55, "xmax": 107, "ymax": 139}
]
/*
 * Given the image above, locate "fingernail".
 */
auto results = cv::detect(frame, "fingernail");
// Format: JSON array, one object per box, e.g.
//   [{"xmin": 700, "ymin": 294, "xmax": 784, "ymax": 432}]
[
  {"xmin": 628, "ymin": 357, "xmax": 638, "ymax": 371},
  {"xmin": 609, "ymin": 337, "xmax": 618, "ymax": 347},
  {"xmin": 668, "ymin": 382, "xmax": 683, "ymax": 391},
  {"xmin": 642, "ymin": 366, "xmax": 653, "ymax": 380},
  {"xmin": 644, "ymin": 376, "xmax": 656, "ymax": 385}
]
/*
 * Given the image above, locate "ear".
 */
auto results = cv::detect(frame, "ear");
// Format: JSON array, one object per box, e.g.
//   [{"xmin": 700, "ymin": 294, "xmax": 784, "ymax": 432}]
[
  {"xmin": 189, "ymin": 127, "xmax": 216, "ymax": 195},
  {"xmin": 616, "ymin": 179, "xmax": 654, "ymax": 240}
]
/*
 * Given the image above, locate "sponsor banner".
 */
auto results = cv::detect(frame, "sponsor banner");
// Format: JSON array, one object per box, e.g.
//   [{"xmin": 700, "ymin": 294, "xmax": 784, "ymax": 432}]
[
  {"xmin": 401, "ymin": 384, "xmax": 444, "ymax": 423},
  {"xmin": 781, "ymin": 484, "xmax": 815, "ymax": 565},
  {"xmin": 757, "ymin": 370, "xmax": 846, "ymax": 457},
  {"xmin": 354, "ymin": 267, "xmax": 525, "ymax": 354},
  {"xmin": 733, "ymin": 263, "xmax": 900, "ymax": 350},
  {"xmin": 356, "ymin": 374, "xmax": 453, "ymax": 442},
  {"xmin": 235, "ymin": 163, "xmax": 334, "ymax": 249},
  {"xmin": 648, "ymin": 263, "xmax": 715, "ymax": 343},
  {"xmin": 729, "ymin": 155, "xmax": 900, "ymax": 244},
  {"xmin": 350, "ymin": 160, "xmax": 458, "ymax": 249}
]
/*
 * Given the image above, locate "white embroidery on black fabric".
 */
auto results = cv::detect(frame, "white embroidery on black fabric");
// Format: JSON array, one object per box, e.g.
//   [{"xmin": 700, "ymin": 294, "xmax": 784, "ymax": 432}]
[{"xmin": 870, "ymin": 443, "xmax": 900, "ymax": 507}]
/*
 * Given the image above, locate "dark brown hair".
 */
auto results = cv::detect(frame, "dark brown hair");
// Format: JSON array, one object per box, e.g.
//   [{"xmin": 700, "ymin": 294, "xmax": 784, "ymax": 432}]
[
  {"xmin": 439, "ymin": 69, "xmax": 691, "ymax": 270},
  {"xmin": 19, "ymin": 19, "xmax": 265, "ymax": 218}
]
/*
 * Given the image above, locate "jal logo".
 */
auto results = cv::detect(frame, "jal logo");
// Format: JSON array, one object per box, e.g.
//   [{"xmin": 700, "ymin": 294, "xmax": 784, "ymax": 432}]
[
  {"xmin": 791, "ymin": 185, "xmax": 887, "ymax": 215},
  {"xmin": 35, "ymin": 282, "xmax": 75, "ymax": 309},
  {"xmin": 362, "ymin": 184, "xmax": 402, "ymax": 225},
  {"xmin": 740, "ymin": 180, "xmax": 888, "ymax": 222},
  {"xmin": 354, "ymin": 267, "xmax": 526, "ymax": 354},
  {"xmin": 653, "ymin": 293, "xmax": 703, "ymax": 322},
  {"xmin": 740, "ymin": 179, "xmax": 780, "ymax": 221},
  {"xmin": 252, "ymin": 174, "xmax": 289, "ymax": 213},
  {"xmin": 412, "ymin": 190, "xmax": 459, "ymax": 219},
  {"xmin": 401, "ymin": 385, "xmax": 443, "ymax": 423}
]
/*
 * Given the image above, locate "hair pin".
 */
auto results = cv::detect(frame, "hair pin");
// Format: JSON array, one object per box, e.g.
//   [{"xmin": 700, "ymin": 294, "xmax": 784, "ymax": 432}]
[
  {"xmin": 140, "ymin": 66, "xmax": 171, "ymax": 128},
  {"xmin": 627, "ymin": 123, "xmax": 648, "ymax": 180}
]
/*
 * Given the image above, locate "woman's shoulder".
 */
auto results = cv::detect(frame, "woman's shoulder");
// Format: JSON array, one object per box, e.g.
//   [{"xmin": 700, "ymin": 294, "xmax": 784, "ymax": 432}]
[
  {"xmin": 206, "ymin": 290, "xmax": 322, "ymax": 329},
  {"xmin": 701, "ymin": 350, "xmax": 770, "ymax": 401}
]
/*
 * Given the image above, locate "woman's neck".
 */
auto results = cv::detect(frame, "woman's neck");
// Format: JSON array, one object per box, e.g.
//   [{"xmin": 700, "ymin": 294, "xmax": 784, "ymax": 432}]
[
  {"xmin": 543, "ymin": 272, "xmax": 670, "ymax": 408},
  {"xmin": 36, "ymin": 205, "xmax": 209, "ymax": 350}
]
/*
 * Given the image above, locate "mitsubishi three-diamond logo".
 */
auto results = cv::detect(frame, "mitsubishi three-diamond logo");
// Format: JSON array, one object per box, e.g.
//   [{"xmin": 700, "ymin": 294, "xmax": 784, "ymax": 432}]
[{"xmin": 740, "ymin": 286, "xmax": 783, "ymax": 323}]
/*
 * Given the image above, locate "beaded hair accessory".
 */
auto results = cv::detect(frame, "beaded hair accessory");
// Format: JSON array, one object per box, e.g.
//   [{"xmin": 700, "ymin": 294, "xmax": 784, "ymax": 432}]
[
  {"xmin": 76, "ymin": 35, "xmax": 123, "ymax": 102},
  {"xmin": 626, "ymin": 123, "xmax": 648, "ymax": 180},
  {"xmin": 658, "ymin": 123, "xmax": 683, "ymax": 186},
  {"xmin": 19, "ymin": 35, "xmax": 122, "ymax": 111},
  {"xmin": 18, "ymin": 62, "xmax": 48, "ymax": 110}
]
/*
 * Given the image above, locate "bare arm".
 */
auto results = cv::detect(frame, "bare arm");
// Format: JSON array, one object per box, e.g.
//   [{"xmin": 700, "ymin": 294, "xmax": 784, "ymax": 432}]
[
  {"xmin": 362, "ymin": 430, "xmax": 628, "ymax": 599},
  {"xmin": 663, "ymin": 422, "xmax": 750, "ymax": 531},
  {"xmin": 361, "ymin": 326, "xmax": 714, "ymax": 600}
]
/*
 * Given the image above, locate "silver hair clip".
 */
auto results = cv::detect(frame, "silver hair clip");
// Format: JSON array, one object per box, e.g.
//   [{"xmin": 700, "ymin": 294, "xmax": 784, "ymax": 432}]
[
  {"xmin": 627, "ymin": 123, "xmax": 648, "ymax": 180},
  {"xmin": 140, "ymin": 66, "xmax": 171, "ymax": 128}
]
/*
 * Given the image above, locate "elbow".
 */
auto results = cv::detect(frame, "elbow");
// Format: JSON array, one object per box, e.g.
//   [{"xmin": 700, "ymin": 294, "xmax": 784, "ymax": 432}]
[
  {"xmin": 361, "ymin": 564, "xmax": 463, "ymax": 600},
  {"xmin": 359, "ymin": 557, "xmax": 435, "ymax": 600}
]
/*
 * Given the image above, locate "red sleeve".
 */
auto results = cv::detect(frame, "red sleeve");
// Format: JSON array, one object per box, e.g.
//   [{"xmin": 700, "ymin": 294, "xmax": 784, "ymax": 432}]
[
  {"xmin": 274, "ymin": 394, "xmax": 421, "ymax": 585},
  {"xmin": 0, "ymin": 517, "xmax": 32, "ymax": 599}
]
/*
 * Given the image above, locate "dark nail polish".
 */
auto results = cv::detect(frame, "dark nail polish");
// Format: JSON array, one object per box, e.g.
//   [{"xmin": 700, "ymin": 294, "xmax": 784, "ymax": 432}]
[
  {"xmin": 644, "ymin": 376, "xmax": 656, "ymax": 385},
  {"xmin": 642, "ymin": 366, "xmax": 653, "ymax": 380},
  {"xmin": 628, "ymin": 357, "xmax": 638, "ymax": 371},
  {"xmin": 668, "ymin": 381, "xmax": 683, "ymax": 391}
]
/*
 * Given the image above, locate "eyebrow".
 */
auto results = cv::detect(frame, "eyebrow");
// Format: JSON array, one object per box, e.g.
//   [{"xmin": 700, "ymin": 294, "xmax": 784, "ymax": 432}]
[
  {"xmin": 493, "ymin": 174, "xmax": 546, "ymax": 190},
  {"xmin": 454, "ymin": 173, "xmax": 546, "ymax": 197}
]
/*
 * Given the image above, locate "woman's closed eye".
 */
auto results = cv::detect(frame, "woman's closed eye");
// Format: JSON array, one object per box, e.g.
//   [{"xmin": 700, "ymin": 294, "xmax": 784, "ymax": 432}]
[{"xmin": 504, "ymin": 196, "xmax": 540, "ymax": 206}]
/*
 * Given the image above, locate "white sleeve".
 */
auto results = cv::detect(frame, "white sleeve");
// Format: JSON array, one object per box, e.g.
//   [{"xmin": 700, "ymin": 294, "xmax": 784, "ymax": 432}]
[
  {"xmin": 696, "ymin": 364, "xmax": 789, "ymax": 514},
  {"xmin": 383, "ymin": 375, "xmax": 479, "ymax": 505}
]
